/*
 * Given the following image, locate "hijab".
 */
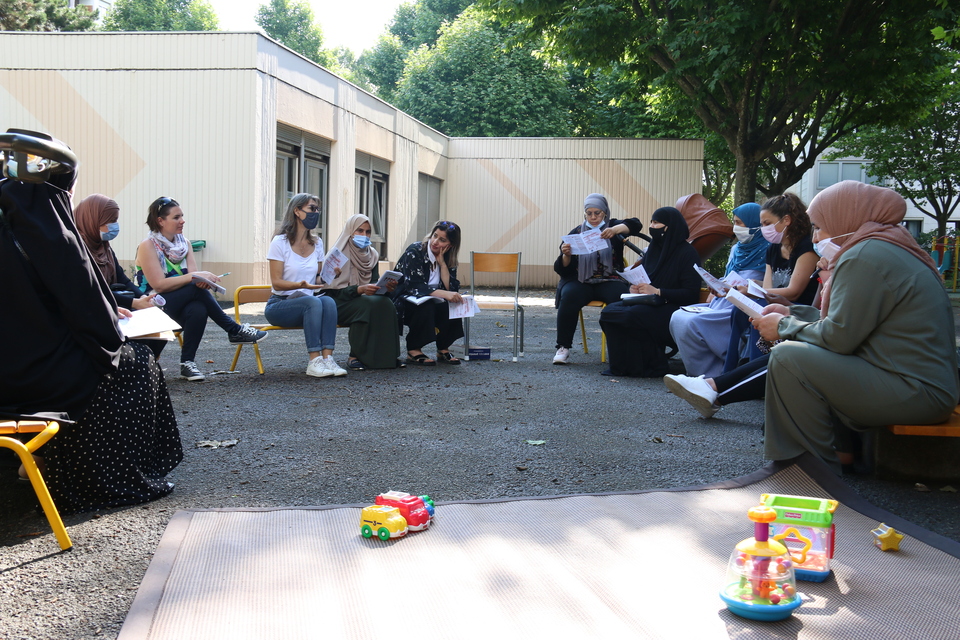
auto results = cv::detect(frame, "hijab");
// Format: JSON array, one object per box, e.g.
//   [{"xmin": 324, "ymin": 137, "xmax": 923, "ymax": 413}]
[
  {"xmin": 726, "ymin": 202, "xmax": 769, "ymax": 275},
  {"xmin": 675, "ymin": 193, "xmax": 732, "ymax": 243},
  {"xmin": 644, "ymin": 206, "xmax": 692, "ymax": 284},
  {"xmin": 810, "ymin": 180, "xmax": 938, "ymax": 316},
  {"xmin": 74, "ymin": 194, "xmax": 120, "ymax": 284},
  {"xmin": 326, "ymin": 213, "xmax": 380, "ymax": 289},
  {"xmin": 577, "ymin": 193, "xmax": 616, "ymax": 283}
]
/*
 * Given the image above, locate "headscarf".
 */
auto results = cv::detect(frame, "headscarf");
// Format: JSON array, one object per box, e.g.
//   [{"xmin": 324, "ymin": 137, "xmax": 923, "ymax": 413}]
[
  {"xmin": 74, "ymin": 194, "xmax": 120, "ymax": 284},
  {"xmin": 644, "ymin": 206, "xmax": 692, "ymax": 284},
  {"xmin": 726, "ymin": 202, "xmax": 769, "ymax": 275},
  {"xmin": 675, "ymin": 193, "xmax": 733, "ymax": 243},
  {"xmin": 325, "ymin": 213, "xmax": 380, "ymax": 289},
  {"xmin": 810, "ymin": 180, "xmax": 938, "ymax": 316},
  {"xmin": 577, "ymin": 193, "xmax": 615, "ymax": 283}
]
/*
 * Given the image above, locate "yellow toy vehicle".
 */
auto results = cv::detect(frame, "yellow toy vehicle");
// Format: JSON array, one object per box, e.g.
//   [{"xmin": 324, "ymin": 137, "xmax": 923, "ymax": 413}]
[{"xmin": 360, "ymin": 504, "xmax": 409, "ymax": 541}]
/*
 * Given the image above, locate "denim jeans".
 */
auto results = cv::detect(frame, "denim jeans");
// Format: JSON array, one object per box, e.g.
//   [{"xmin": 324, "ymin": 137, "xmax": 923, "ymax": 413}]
[{"xmin": 264, "ymin": 294, "xmax": 338, "ymax": 353}]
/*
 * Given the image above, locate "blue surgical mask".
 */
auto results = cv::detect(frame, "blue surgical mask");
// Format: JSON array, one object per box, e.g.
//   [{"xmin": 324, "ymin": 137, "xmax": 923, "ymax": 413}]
[
  {"xmin": 301, "ymin": 209, "xmax": 320, "ymax": 230},
  {"xmin": 100, "ymin": 222, "xmax": 120, "ymax": 242},
  {"xmin": 352, "ymin": 235, "xmax": 372, "ymax": 249}
]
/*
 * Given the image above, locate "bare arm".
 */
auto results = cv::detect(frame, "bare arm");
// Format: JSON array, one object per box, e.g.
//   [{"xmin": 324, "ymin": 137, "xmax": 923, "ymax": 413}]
[{"xmin": 268, "ymin": 259, "xmax": 324, "ymax": 290}]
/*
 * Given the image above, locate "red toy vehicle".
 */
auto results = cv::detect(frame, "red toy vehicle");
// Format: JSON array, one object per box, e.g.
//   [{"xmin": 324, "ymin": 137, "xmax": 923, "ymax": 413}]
[{"xmin": 375, "ymin": 491, "xmax": 432, "ymax": 531}]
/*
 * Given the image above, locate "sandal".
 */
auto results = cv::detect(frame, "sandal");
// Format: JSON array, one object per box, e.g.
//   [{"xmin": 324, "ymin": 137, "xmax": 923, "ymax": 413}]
[
  {"xmin": 436, "ymin": 351, "xmax": 461, "ymax": 365},
  {"xmin": 405, "ymin": 352, "xmax": 436, "ymax": 366},
  {"xmin": 347, "ymin": 359, "xmax": 366, "ymax": 371}
]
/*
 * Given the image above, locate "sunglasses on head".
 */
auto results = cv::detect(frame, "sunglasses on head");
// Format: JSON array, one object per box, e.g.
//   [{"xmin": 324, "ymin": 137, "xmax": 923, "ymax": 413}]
[
  {"xmin": 435, "ymin": 220, "xmax": 456, "ymax": 230},
  {"xmin": 156, "ymin": 197, "xmax": 178, "ymax": 211}
]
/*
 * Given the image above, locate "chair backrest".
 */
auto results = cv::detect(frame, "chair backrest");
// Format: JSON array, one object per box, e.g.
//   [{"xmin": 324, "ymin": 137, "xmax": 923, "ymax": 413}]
[
  {"xmin": 470, "ymin": 251, "xmax": 522, "ymax": 296},
  {"xmin": 235, "ymin": 285, "xmax": 273, "ymax": 305}
]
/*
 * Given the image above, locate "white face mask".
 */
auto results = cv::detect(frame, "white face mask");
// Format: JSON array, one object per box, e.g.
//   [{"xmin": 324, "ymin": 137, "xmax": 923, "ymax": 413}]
[
  {"xmin": 814, "ymin": 232, "xmax": 854, "ymax": 261},
  {"xmin": 733, "ymin": 225, "xmax": 755, "ymax": 243}
]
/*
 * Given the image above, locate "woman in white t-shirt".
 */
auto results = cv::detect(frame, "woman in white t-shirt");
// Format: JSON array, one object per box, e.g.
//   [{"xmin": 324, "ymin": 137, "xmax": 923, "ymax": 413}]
[{"xmin": 265, "ymin": 193, "xmax": 345, "ymax": 377}]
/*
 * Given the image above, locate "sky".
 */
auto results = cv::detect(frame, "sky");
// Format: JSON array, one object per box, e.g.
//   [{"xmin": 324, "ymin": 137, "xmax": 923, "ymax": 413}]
[{"xmin": 205, "ymin": 0, "xmax": 408, "ymax": 54}]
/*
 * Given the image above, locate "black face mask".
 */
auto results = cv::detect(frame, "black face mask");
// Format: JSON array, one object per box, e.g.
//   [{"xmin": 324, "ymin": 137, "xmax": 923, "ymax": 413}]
[{"xmin": 650, "ymin": 227, "xmax": 665, "ymax": 243}]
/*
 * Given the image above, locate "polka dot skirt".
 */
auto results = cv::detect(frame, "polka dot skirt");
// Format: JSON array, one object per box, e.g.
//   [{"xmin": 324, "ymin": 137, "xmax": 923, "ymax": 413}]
[{"xmin": 42, "ymin": 342, "xmax": 183, "ymax": 514}]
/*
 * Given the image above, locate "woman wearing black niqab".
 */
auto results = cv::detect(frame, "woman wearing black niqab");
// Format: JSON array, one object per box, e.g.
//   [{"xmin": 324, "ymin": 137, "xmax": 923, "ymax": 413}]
[{"xmin": 599, "ymin": 206, "xmax": 702, "ymax": 377}]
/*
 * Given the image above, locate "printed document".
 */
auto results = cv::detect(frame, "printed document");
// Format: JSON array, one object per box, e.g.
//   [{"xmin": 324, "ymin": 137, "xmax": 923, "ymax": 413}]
[
  {"xmin": 320, "ymin": 247, "xmax": 347, "ymax": 284},
  {"xmin": 561, "ymin": 229, "xmax": 608, "ymax": 255}
]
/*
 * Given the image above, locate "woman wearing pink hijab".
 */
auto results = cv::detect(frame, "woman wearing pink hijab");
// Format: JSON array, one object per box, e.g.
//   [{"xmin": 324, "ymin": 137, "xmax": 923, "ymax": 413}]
[{"xmin": 754, "ymin": 181, "xmax": 958, "ymax": 472}]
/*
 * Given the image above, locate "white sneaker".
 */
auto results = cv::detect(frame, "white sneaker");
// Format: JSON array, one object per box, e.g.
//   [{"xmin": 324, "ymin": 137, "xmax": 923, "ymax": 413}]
[
  {"xmin": 306, "ymin": 356, "xmax": 333, "ymax": 378},
  {"xmin": 663, "ymin": 374, "xmax": 719, "ymax": 418},
  {"xmin": 553, "ymin": 347, "xmax": 570, "ymax": 365},
  {"xmin": 324, "ymin": 356, "xmax": 347, "ymax": 377}
]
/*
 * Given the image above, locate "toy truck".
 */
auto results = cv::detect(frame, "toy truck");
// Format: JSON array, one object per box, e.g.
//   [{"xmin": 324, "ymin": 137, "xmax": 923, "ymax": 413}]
[
  {"xmin": 359, "ymin": 505, "xmax": 408, "ymax": 541},
  {"xmin": 375, "ymin": 491, "xmax": 432, "ymax": 531}
]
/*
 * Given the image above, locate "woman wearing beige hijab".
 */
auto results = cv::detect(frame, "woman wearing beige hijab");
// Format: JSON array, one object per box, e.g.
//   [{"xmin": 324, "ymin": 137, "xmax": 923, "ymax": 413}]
[
  {"xmin": 754, "ymin": 181, "xmax": 958, "ymax": 472},
  {"xmin": 324, "ymin": 214, "xmax": 402, "ymax": 369}
]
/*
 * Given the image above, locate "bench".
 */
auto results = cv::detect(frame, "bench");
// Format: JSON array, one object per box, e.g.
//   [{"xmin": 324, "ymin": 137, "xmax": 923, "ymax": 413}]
[
  {"xmin": 228, "ymin": 285, "xmax": 301, "ymax": 375},
  {"xmin": 867, "ymin": 405, "xmax": 960, "ymax": 481}
]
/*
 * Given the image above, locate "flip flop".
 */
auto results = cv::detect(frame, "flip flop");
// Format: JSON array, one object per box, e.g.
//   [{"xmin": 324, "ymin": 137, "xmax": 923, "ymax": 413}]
[
  {"xmin": 436, "ymin": 351, "xmax": 461, "ymax": 365},
  {"xmin": 405, "ymin": 353, "xmax": 436, "ymax": 366}
]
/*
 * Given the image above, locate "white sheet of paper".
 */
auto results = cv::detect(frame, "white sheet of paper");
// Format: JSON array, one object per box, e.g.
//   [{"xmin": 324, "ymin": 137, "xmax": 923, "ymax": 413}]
[
  {"xmin": 694, "ymin": 264, "xmax": 729, "ymax": 295},
  {"xmin": 722, "ymin": 271, "xmax": 749, "ymax": 288},
  {"xmin": 618, "ymin": 263, "xmax": 651, "ymax": 285},
  {"xmin": 561, "ymin": 229, "xmax": 608, "ymax": 255},
  {"xmin": 448, "ymin": 294, "xmax": 481, "ymax": 319},
  {"xmin": 725, "ymin": 289, "xmax": 766, "ymax": 320},
  {"xmin": 320, "ymin": 247, "xmax": 347, "ymax": 284},
  {"xmin": 747, "ymin": 280, "xmax": 768, "ymax": 298},
  {"xmin": 118, "ymin": 306, "xmax": 182, "ymax": 339}
]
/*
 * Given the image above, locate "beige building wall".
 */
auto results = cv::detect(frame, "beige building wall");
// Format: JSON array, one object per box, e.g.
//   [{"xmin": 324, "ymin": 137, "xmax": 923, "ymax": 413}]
[{"xmin": 0, "ymin": 31, "xmax": 704, "ymax": 292}]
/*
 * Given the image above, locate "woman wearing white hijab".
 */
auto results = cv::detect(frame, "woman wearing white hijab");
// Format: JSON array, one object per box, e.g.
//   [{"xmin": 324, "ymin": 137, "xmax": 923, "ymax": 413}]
[
  {"xmin": 755, "ymin": 181, "xmax": 958, "ymax": 472},
  {"xmin": 324, "ymin": 214, "xmax": 402, "ymax": 369}
]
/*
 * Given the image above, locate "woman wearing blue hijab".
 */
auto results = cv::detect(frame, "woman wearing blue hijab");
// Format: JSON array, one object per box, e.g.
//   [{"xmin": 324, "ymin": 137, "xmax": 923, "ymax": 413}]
[{"xmin": 667, "ymin": 203, "xmax": 769, "ymax": 379}]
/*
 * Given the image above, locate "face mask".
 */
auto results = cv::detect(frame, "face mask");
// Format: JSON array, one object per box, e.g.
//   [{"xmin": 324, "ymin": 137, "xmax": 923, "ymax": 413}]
[
  {"xmin": 650, "ymin": 227, "xmax": 665, "ymax": 242},
  {"xmin": 760, "ymin": 221, "xmax": 785, "ymax": 244},
  {"xmin": 100, "ymin": 222, "xmax": 120, "ymax": 242},
  {"xmin": 352, "ymin": 235, "xmax": 372, "ymax": 249},
  {"xmin": 301, "ymin": 209, "xmax": 320, "ymax": 230},
  {"xmin": 813, "ymin": 232, "xmax": 854, "ymax": 261},
  {"xmin": 733, "ymin": 225, "xmax": 755, "ymax": 243}
]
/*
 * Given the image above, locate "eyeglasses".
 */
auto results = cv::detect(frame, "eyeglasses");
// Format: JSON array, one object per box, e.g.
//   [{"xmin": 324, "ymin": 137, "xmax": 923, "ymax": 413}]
[{"xmin": 156, "ymin": 197, "xmax": 178, "ymax": 211}]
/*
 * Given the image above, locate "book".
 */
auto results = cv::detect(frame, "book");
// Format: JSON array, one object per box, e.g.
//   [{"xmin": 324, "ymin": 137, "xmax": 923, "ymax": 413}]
[
  {"xmin": 725, "ymin": 289, "xmax": 766, "ymax": 319},
  {"xmin": 404, "ymin": 295, "xmax": 443, "ymax": 305},
  {"xmin": 118, "ymin": 306, "xmax": 182, "ymax": 339},
  {"xmin": 746, "ymin": 280, "xmax": 768, "ymax": 299},
  {"xmin": 191, "ymin": 273, "xmax": 226, "ymax": 295},
  {"xmin": 374, "ymin": 270, "xmax": 403, "ymax": 295}
]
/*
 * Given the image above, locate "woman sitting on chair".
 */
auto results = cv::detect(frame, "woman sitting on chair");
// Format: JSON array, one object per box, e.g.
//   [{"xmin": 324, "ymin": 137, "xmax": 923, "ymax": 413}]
[
  {"xmin": 265, "ymin": 193, "xmax": 346, "ymax": 378},
  {"xmin": 599, "ymin": 206, "xmax": 701, "ymax": 378},
  {"xmin": 135, "ymin": 197, "xmax": 266, "ymax": 381},
  {"xmin": 394, "ymin": 220, "xmax": 464, "ymax": 366},
  {"xmin": 322, "ymin": 214, "xmax": 401, "ymax": 370},
  {"xmin": 552, "ymin": 193, "xmax": 643, "ymax": 365}
]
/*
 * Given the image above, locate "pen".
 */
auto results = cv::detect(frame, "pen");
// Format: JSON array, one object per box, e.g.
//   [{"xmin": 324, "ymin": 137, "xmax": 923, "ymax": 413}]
[
  {"xmin": 810, "ymin": 268, "xmax": 822, "ymax": 281},
  {"xmin": 217, "ymin": 272, "xmax": 231, "ymax": 278}
]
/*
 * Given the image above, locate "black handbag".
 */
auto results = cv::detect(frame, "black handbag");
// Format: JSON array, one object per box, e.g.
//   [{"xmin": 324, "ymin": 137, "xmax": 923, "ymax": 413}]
[{"xmin": 621, "ymin": 294, "xmax": 664, "ymax": 306}]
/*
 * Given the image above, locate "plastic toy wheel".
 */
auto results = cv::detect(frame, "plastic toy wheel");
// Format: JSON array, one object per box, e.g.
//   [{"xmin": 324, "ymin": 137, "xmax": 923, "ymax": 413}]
[
  {"xmin": 361, "ymin": 525, "xmax": 373, "ymax": 538},
  {"xmin": 377, "ymin": 527, "xmax": 391, "ymax": 541}
]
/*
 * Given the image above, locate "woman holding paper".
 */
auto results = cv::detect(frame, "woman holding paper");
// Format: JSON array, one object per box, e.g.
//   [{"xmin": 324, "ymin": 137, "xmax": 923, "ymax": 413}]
[
  {"xmin": 264, "ymin": 193, "xmax": 346, "ymax": 378},
  {"xmin": 668, "ymin": 202, "xmax": 769, "ymax": 378},
  {"xmin": 598, "ymin": 206, "xmax": 701, "ymax": 377},
  {"xmin": 322, "ymin": 214, "xmax": 401, "ymax": 370},
  {"xmin": 753, "ymin": 181, "xmax": 958, "ymax": 472},
  {"xmin": 135, "ymin": 196, "xmax": 267, "ymax": 381},
  {"xmin": 394, "ymin": 220, "xmax": 464, "ymax": 365},
  {"xmin": 552, "ymin": 193, "xmax": 644, "ymax": 365}
]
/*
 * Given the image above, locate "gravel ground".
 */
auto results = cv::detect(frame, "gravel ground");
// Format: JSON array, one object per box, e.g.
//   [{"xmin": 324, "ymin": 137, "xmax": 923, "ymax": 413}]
[{"xmin": 3, "ymin": 289, "xmax": 959, "ymax": 640}]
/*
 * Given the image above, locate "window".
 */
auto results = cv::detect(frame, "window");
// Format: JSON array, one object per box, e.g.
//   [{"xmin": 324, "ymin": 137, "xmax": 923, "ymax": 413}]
[
  {"xmin": 817, "ymin": 161, "xmax": 877, "ymax": 190},
  {"xmin": 355, "ymin": 152, "xmax": 390, "ymax": 244},
  {"xmin": 902, "ymin": 219, "xmax": 922, "ymax": 239},
  {"xmin": 417, "ymin": 173, "xmax": 442, "ymax": 240},
  {"xmin": 275, "ymin": 125, "xmax": 330, "ymax": 235}
]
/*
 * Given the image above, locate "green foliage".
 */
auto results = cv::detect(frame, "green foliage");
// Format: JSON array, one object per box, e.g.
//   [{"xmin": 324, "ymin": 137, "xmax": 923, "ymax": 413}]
[
  {"xmin": 256, "ymin": 0, "xmax": 334, "ymax": 66},
  {"xmin": 831, "ymin": 74, "xmax": 960, "ymax": 238},
  {"xmin": 483, "ymin": 0, "xmax": 957, "ymax": 204},
  {"xmin": 394, "ymin": 7, "xmax": 573, "ymax": 136},
  {"xmin": 103, "ymin": 0, "xmax": 218, "ymax": 31},
  {"xmin": 355, "ymin": 33, "xmax": 408, "ymax": 101},
  {"xmin": 0, "ymin": 0, "xmax": 97, "ymax": 31},
  {"xmin": 390, "ymin": 0, "xmax": 471, "ymax": 48}
]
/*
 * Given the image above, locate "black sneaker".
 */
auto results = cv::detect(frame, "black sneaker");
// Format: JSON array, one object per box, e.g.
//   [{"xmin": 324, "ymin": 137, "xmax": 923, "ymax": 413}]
[
  {"xmin": 229, "ymin": 323, "xmax": 268, "ymax": 344},
  {"xmin": 180, "ymin": 361, "xmax": 205, "ymax": 381}
]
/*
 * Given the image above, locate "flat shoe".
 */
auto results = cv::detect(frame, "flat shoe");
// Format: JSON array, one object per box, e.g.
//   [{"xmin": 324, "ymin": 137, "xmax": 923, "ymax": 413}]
[
  {"xmin": 406, "ymin": 353, "xmax": 436, "ymax": 366},
  {"xmin": 436, "ymin": 351, "xmax": 461, "ymax": 365},
  {"xmin": 347, "ymin": 359, "xmax": 366, "ymax": 371}
]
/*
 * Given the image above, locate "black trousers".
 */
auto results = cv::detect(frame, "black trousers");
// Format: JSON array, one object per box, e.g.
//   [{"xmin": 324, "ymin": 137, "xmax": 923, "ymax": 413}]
[
  {"xmin": 159, "ymin": 283, "xmax": 238, "ymax": 362},
  {"xmin": 402, "ymin": 300, "xmax": 464, "ymax": 352},
  {"xmin": 715, "ymin": 354, "xmax": 769, "ymax": 405}
]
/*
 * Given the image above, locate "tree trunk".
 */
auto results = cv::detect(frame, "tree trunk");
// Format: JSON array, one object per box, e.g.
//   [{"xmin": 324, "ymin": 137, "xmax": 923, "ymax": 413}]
[{"xmin": 734, "ymin": 154, "xmax": 760, "ymax": 206}]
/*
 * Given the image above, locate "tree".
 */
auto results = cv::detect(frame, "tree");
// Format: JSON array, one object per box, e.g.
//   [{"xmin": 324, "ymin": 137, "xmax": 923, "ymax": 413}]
[
  {"xmin": 255, "ymin": 0, "xmax": 333, "ymax": 67},
  {"xmin": 832, "ymin": 80, "xmax": 960, "ymax": 238},
  {"xmin": 483, "ymin": 0, "xmax": 957, "ymax": 204},
  {"xmin": 103, "ymin": 0, "xmax": 218, "ymax": 31},
  {"xmin": 0, "ymin": 0, "xmax": 96, "ymax": 31},
  {"xmin": 394, "ymin": 7, "xmax": 573, "ymax": 136},
  {"xmin": 355, "ymin": 33, "xmax": 407, "ymax": 101}
]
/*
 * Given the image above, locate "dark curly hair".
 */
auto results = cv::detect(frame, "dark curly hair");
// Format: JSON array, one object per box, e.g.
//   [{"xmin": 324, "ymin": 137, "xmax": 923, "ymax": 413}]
[{"xmin": 760, "ymin": 193, "xmax": 810, "ymax": 252}]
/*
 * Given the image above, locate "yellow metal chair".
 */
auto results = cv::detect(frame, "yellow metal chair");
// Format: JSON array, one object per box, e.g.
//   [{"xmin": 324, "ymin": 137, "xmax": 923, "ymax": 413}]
[
  {"xmin": 229, "ymin": 285, "xmax": 298, "ymax": 375},
  {"xmin": 578, "ymin": 301, "xmax": 608, "ymax": 363},
  {"xmin": 0, "ymin": 420, "xmax": 72, "ymax": 550},
  {"xmin": 464, "ymin": 252, "xmax": 524, "ymax": 362}
]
